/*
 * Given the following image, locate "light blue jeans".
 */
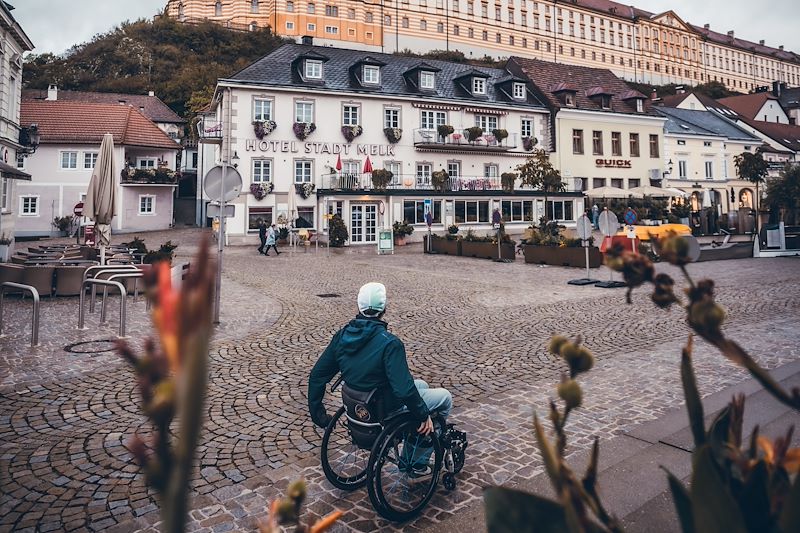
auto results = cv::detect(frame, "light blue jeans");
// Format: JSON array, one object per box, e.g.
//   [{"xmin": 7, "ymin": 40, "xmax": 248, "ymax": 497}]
[{"xmin": 403, "ymin": 380, "xmax": 452, "ymax": 469}]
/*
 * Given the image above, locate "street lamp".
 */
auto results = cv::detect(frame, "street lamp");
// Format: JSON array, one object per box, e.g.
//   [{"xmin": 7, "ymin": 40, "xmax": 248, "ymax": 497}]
[{"xmin": 19, "ymin": 124, "xmax": 41, "ymax": 154}]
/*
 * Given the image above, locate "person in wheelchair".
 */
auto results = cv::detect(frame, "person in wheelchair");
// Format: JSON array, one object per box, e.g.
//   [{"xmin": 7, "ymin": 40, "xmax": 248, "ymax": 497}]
[{"xmin": 308, "ymin": 281, "xmax": 453, "ymax": 475}]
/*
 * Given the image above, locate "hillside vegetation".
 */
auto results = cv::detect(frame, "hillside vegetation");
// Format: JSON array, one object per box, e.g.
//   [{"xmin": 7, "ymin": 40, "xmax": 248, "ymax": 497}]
[{"xmin": 23, "ymin": 15, "xmax": 289, "ymax": 118}]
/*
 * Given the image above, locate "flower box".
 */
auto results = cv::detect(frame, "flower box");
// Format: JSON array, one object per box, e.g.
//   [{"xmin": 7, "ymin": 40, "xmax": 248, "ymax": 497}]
[
  {"xmin": 522, "ymin": 245, "xmax": 602, "ymax": 268},
  {"xmin": 461, "ymin": 241, "xmax": 515, "ymax": 260},
  {"xmin": 424, "ymin": 236, "xmax": 462, "ymax": 256}
]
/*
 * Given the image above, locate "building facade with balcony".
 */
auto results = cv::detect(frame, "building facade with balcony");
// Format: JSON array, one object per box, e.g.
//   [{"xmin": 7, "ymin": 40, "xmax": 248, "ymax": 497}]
[
  {"xmin": 17, "ymin": 101, "xmax": 180, "ymax": 237},
  {"xmin": 509, "ymin": 57, "xmax": 666, "ymax": 196},
  {"xmin": 165, "ymin": 1, "xmax": 800, "ymax": 94},
  {"xmin": 0, "ymin": 2, "xmax": 34, "ymax": 246},
  {"xmin": 207, "ymin": 42, "xmax": 583, "ymax": 245}
]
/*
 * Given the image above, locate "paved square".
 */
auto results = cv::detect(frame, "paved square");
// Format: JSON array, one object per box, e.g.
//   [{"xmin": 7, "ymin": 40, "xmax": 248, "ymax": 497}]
[{"xmin": 1, "ymin": 229, "xmax": 799, "ymax": 532}]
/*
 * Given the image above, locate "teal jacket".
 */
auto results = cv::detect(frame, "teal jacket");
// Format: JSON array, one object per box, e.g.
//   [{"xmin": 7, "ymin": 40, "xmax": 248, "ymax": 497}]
[{"xmin": 308, "ymin": 316, "xmax": 429, "ymax": 427}]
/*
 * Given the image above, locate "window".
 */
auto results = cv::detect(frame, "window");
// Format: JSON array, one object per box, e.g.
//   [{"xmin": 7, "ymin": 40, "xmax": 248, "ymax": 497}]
[
  {"xmin": 610, "ymin": 178, "xmax": 623, "ymax": 188},
  {"xmin": 521, "ymin": 118, "xmax": 533, "ymax": 138},
  {"xmin": 248, "ymin": 207, "xmax": 273, "ymax": 233},
  {"xmin": 482, "ymin": 30, "xmax": 488, "ymax": 41},
  {"xmin": 325, "ymin": 26, "xmax": 338, "ymax": 34},
  {"xmin": 297, "ymin": 207, "xmax": 315, "ymax": 228},
  {"xmin": 307, "ymin": 2, "xmax": 315, "ymax": 13},
  {"xmin": 420, "ymin": 20, "xmax": 427, "ymax": 30},
  {"xmin": 564, "ymin": 93, "xmax": 575, "ymax": 107},
  {"xmin": 501, "ymin": 200, "xmax": 535, "ymax": 222},
  {"xmin": 363, "ymin": 65, "xmax": 380, "ymax": 84},
  {"xmin": 60, "ymin": 151, "xmax": 78, "ymax": 169},
  {"xmin": 636, "ymin": 99, "xmax": 644, "ymax": 113},
  {"xmin": 16, "ymin": 153, "xmax": 25, "ymax": 170},
  {"xmin": 286, "ymin": 1, "xmax": 294, "ymax": 12},
  {"xmin": 454, "ymin": 200, "xmax": 490, "ymax": 223},
  {"xmin": 600, "ymin": 95, "xmax": 611, "ymax": 109},
  {"xmin": 84, "ymin": 152, "xmax": 98, "ymax": 169},
  {"xmin": 404, "ymin": 200, "xmax": 442, "ymax": 224},
  {"xmin": 20, "ymin": 196, "xmax": 38, "ymax": 216},
  {"xmin": 215, "ymin": 1, "xmax": 222, "ymax": 16},
  {"xmin": 678, "ymin": 160, "xmax": 687, "ymax": 179},
  {"xmin": 420, "ymin": 71, "xmax": 435, "ymax": 90},
  {"xmin": 629, "ymin": 133, "xmax": 640, "ymax": 157},
  {"xmin": 513, "ymin": 82, "xmax": 526, "ymax": 99},
  {"xmin": 294, "ymin": 160, "xmax": 313, "ymax": 183},
  {"xmin": 705, "ymin": 161, "xmax": 713, "ymax": 179},
  {"xmin": 629, "ymin": 179, "xmax": 640, "ymax": 188},
  {"xmin": 253, "ymin": 98, "xmax": 272, "ymax": 121},
  {"xmin": 252, "ymin": 159, "xmax": 272, "ymax": 183},
  {"xmin": 572, "ymin": 129, "xmax": 584, "ymax": 154},
  {"xmin": 649, "ymin": 134, "xmax": 659, "ymax": 158},
  {"xmin": 305, "ymin": 60, "xmax": 323, "ymax": 79},
  {"xmin": 137, "ymin": 158, "xmax": 156, "ymax": 169},
  {"xmin": 548, "ymin": 200, "xmax": 573, "ymax": 221},
  {"xmin": 415, "ymin": 163, "xmax": 432, "ymax": 186},
  {"xmin": 474, "ymin": 114, "xmax": 498, "ymax": 131},
  {"xmin": 473, "ymin": 77, "xmax": 486, "ymax": 95},
  {"xmin": 385, "ymin": 162, "xmax": 402, "ymax": 185},
  {"xmin": 420, "ymin": 110, "xmax": 445, "ymax": 130},
  {"xmin": 325, "ymin": 5, "xmax": 337, "ymax": 16},
  {"xmin": 365, "ymin": 11, "xmax": 373, "ymax": 22},
  {"xmin": 139, "ymin": 195, "xmax": 155, "ymax": 215},
  {"xmin": 0, "ymin": 178, "xmax": 8, "ymax": 212},
  {"xmin": 592, "ymin": 131, "xmax": 603, "ymax": 155},
  {"xmin": 703, "ymin": 141, "xmax": 712, "ymax": 147},
  {"xmin": 484, "ymin": 164, "xmax": 499, "ymax": 178},
  {"xmin": 286, "ymin": 21, "xmax": 295, "ymax": 29},
  {"xmin": 611, "ymin": 132, "xmax": 622, "ymax": 156},
  {"xmin": 437, "ymin": 22, "xmax": 444, "ymax": 33},
  {"xmin": 348, "ymin": 8, "xmax": 355, "ymax": 19},
  {"xmin": 453, "ymin": 25, "xmax": 459, "ymax": 36},
  {"xmin": 384, "ymin": 108, "xmax": 400, "ymax": 128},
  {"xmin": 593, "ymin": 178, "xmax": 606, "ymax": 189},
  {"xmin": 402, "ymin": 17, "xmax": 409, "ymax": 28},
  {"xmin": 295, "ymin": 101, "xmax": 314, "ymax": 123},
  {"xmin": 342, "ymin": 105, "xmax": 359, "ymax": 126},
  {"xmin": 251, "ymin": 0, "xmax": 259, "ymax": 13},
  {"xmin": 447, "ymin": 161, "xmax": 461, "ymax": 178}
]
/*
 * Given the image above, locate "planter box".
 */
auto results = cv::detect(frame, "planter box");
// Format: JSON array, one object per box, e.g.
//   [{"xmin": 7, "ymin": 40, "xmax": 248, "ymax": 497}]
[
  {"xmin": 523, "ymin": 245, "xmax": 602, "ymax": 268},
  {"xmin": 424, "ymin": 236, "xmax": 462, "ymax": 255},
  {"xmin": 461, "ymin": 240, "xmax": 515, "ymax": 260}
]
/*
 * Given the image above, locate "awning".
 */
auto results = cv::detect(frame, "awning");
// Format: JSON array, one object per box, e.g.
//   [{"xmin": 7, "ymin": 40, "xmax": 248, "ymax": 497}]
[{"xmin": 0, "ymin": 160, "xmax": 31, "ymax": 181}]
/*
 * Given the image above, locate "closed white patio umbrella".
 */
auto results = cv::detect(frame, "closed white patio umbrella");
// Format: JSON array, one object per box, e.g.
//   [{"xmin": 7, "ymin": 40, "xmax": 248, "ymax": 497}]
[
  {"xmin": 628, "ymin": 184, "xmax": 681, "ymax": 197},
  {"xmin": 84, "ymin": 133, "xmax": 117, "ymax": 264},
  {"xmin": 588, "ymin": 186, "xmax": 644, "ymax": 199}
]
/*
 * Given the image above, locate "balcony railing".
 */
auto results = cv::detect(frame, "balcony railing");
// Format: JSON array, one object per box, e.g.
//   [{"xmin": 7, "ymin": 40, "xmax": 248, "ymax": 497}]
[
  {"xmin": 413, "ymin": 129, "xmax": 518, "ymax": 151},
  {"xmin": 196, "ymin": 119, "xmax": 223, "ymax": 143},
  {"xmin": 320, "ymin": 173, "xmax": 503, "ymax": 192}
]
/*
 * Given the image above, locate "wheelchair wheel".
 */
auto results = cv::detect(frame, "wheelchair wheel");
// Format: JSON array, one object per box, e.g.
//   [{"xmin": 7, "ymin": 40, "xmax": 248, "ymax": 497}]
[
  {"xmin": 367, "ymin": 416, "xmax": 443, "ymax": 522},
  {"xmin": 321, "ymin": 406, "xmax": 369, "ymax": 490}
]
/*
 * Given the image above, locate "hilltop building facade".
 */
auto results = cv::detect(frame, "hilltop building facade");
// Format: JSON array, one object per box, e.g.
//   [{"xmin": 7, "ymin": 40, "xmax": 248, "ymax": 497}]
[{"xmin": 165, "ymin": 0, "xmax": 800, "ymax": 93}]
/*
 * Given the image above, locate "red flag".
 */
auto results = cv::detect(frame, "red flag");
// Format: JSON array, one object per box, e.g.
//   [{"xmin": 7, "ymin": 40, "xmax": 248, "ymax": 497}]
[
  {"xmin": 363, "ymin": 156, "xmax": 373, "ymax": 173},
  {"xmin": 335, "ymin": 154, "xmax": 342, "ymax": 171}
]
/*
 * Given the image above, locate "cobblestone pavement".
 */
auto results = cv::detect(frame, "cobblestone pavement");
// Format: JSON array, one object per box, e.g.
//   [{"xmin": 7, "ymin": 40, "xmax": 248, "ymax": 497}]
[{"xmin": 1, "ymin": 229, "xmax": 799, "ymax": 532}]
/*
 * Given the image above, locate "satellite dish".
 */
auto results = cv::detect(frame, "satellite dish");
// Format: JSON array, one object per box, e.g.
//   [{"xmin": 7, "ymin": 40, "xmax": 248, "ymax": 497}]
[
  {"xmin": 576, "ymin": 214, "xmax": 593, "ymax": 241},
  {"xmin": 203, "ymin": 165, "xmax": 243, "ymax": 203}
]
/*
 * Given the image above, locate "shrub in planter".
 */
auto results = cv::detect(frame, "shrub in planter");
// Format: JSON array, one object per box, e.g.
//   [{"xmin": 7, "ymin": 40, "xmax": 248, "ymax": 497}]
[
  {"xmin": 143, "ymin": 241, "xmax": 178, "ymax": 264},
  {"xmin": 501, "ymin": 172, "xmax": 517, "ymax": 192},
  {"xmin": 53, "ymin": 215, "xmax": 75, "ymax": 236},
  {"xmin": 384, "ymin": 127, "xmax": 402, "ymax": 144},
  {"xmin": 448, "ymin": 224, "xmax": 459, "ymax": 235},
  {"xmin": 671, "ymin": 203, "xmax": 691, "ymax": 218},
  {"xmin": 522, "ymin": 136, "xmax": 538, "ymax": 152},
  {"xmin": 431, "ymin": 169, "xmax": 450, "ymax": 192},
  {"xmin": 253, "ymin": 120, "xmax": 277, "ymax": 140},
  {"xmin": 492, "ymin": 129, "xmax": 509, "ymax": 143},
  {"xmin": 341, "ymin": 125, "xmax": 363, "ymax": 143},
  {"xmin": 124, "ymin": 236, "xmax": 148, "ymax": 255},
  {"xmin": 393, "ymin": 221, "xmax": 414, "ymax": 245},
  {"xmin": 292, "ymin": 122, "xmax": 316, "ymax": 140},
  {"xmin": 277, "ymin": 227, "xmax": 290, "ymax": 243},
  {"xmin": 427, "ymin": 234, "xmax": 462, "ymax": 255},
  {"xmin": 328, "ymin": 214, "xmax": 349, "ymax": 247},
  {"xmin": 437, "ymin": 124, "xmax": 455, "ymax": 140},
  {"xmin": 371, "ymin": 169, "xmax": 393, "ymax": 190},
  {"xmin": 464, "ymin": 126, "xmax": 484, "ymax": 143}
]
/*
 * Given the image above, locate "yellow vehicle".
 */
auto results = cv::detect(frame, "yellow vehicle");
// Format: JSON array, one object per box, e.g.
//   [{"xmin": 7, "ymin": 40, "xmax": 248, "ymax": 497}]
[{"xmin": 616, "ymin": 223, "xmax": 691, "ymax": 241}]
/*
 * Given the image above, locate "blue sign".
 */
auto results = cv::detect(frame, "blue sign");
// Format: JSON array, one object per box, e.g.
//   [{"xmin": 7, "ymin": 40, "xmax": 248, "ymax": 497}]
[{"xmin": 624, "ymin": 208, "xmax": 638, "ymax": 225}]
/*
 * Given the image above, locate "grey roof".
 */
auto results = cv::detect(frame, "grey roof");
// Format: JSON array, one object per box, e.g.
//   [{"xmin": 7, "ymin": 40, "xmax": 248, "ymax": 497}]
[
  {"xmin": 655, "ymin": 107, "xmax": 760, "ymax": 142},
  {"xmin": 223, "ymin": 44, "xmax": 547, "ymax": 110},
  {"xmin": 777, "ymin": 86, "xmax": 800, "ymax": 110}
]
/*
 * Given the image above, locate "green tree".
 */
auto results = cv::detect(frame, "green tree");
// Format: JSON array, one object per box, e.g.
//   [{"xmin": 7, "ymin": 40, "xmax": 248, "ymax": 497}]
[
  {"xmin": 734, "ymin": 151, "xmax": 769, "ymax": 233},
  {"xmin": 516, "ymin": 149, "xmax": 565, "ymax": 221},
  {"xmin": 765, "ymin": 164, "xmax": 800, "ymax": 224}
]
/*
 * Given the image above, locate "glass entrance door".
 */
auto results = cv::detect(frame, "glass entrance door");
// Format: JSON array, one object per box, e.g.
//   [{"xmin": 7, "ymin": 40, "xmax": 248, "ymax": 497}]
[{"xmin": 351, "ymin": 204, "xmax": 377, "ymax": 244}]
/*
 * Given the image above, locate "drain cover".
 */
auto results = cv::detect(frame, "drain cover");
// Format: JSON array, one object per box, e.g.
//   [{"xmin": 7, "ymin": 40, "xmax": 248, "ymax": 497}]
[
  {"xmin": 64, "ymin": 339, "xmax": 118, "ymax": 354},
  {"xmin": 316, "ymin": 293, "xmax": 341, "ymax": 298}
]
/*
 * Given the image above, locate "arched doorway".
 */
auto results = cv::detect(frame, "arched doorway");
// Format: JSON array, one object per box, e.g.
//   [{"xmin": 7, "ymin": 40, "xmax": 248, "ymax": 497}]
[{"xmin": 690, "ymin": 191, "xmax": 701, "ymax": 211}]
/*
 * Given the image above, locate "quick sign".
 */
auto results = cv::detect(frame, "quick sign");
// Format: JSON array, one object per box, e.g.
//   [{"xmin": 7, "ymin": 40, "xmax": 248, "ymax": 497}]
[
  {"xmin": 595, "ymin": 159, "xmax": 632, "ymax": 169},
  {"xmin": 245, "ymin": 139, "xmax": 396, "ymax": 156}
]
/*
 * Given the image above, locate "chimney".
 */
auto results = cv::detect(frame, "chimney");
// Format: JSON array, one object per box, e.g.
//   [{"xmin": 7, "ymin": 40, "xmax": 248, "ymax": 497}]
[
  {"xmin": 759, "ymin": 40, "xmax": 765, "ymax": 46},
  {"xmin": 703, "ymin": 24, "xmax": 710, "ymax": 30},
  {"xmin": 651, "ymin": 88, "xmax": 658, "ymax": 100},
  {"xmin": 118, "ymin": 100, "xmax": 127, "ymax": 105},
  {"xmin": 46, "ymin": 83, "xmax": 57, "ymax": 101},
  {"xmin": 779, "ymin": 45, "xmax": 784, "ymax": 51},
  {"xmin": 301, "ymin": 35, "xmax": 313, "ymax": 45},
  {"xmin": 772, "ymin": 81, "xmax": 785, "ymax": 97},
  {"xmin": 148, "ymin": 90, "xmax": 155, "ymax": 97},
  {"xmin": 676, "ymin": 85, "xmax": 685, "ymax": 95},
  {"xmin": 727, "ymin": 30, "xmax": 734, "ymax": 39},
  {"xmin": 139, "ymin": 106, "xmax": 145, "ymax": 113}
]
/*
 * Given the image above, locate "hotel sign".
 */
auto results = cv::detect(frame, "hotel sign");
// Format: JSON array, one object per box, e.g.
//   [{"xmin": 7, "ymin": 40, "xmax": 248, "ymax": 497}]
[
  {"xmin": 596, "ymin": 159, "xmax": 632, "ymax": 169},
  {"xmin": 245, "ymin": 139, "xmax": 396, "ymax": 156}
]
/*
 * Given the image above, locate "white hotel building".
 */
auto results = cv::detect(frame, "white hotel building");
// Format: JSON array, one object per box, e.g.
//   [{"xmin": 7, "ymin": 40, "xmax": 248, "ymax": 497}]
[{"xmin": 205, "ymin": 42, "xmax": 582, "ymax": 245}]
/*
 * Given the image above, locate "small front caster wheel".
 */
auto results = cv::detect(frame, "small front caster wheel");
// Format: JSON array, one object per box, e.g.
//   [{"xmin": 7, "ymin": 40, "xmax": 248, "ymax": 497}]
[{"xmin": 443, "ymin": 473, "xmax": 456, "ymax": 491}]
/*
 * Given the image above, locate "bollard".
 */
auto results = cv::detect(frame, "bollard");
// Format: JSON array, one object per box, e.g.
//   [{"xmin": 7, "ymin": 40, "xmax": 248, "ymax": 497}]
[{"xmin": 1, "ymin": 282, "xmax": 41, "ymax": 347}]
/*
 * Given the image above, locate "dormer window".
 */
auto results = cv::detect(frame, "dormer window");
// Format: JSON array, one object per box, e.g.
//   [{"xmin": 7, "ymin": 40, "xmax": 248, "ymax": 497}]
[
  {"xmin": 420, "ymin": 71, "xmax": 436, "ymax": 90},
  {"xmin": 473, "ymin": 78, "xmax": 486, "ymax": 95},
  {"xmin": 601, "ymin": 95, "xmax": 611, "ymax": 109},
  {"xmin": 512, "ymin": 82, "xmax": 526, "ymax": 99},
  {"xmin": 565, "ymin": 93, "xmax": 576, "ymax": 107},
  {"xmin": 363, "ymin": 65, "xmax": 380, "ymax": 84},
  {"xmin": 636, "ymin": 99, "xmax": 644, "ymax": 113},
  {"xmin": 305, "ymin": 59, "xmax": 323, "ymax": 79}
]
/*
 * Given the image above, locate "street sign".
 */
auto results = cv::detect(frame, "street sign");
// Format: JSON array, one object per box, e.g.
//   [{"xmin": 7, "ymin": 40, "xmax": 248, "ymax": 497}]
[
  {"xmin": 207, "ymin": 203, "xmax": 235, "ymax": 218},
  {"xmin": 575, "ymin": 214, "xmax": 592, "ymax": 242},
  {"xmin": 84, "ymin": 225, "xmax": 95, "ymax": 246},
  {"xmin": 624, "ymin": 208, "xmax": 638, "ymax": 225},
  {"xmin": 626, "ymin": 225, "xmax": 637, "ymax": 239},
  {"xmin": 598, "ymin": 209, "xmax": 618, "ymax": 237},
  {"xmin": 73, "ymin": 202, "xmax": 84, "ymax": 217},
  {"xmin": 378, "ymin": 229, "xmax": 394, "ymax": 255},
  {"xmin": 203, "ymin": 165, "xmax": 243, "ymax": 202}
]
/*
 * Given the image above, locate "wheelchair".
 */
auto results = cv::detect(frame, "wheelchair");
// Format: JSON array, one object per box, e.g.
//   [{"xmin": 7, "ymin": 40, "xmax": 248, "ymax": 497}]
[{"xmin": 320, "ymin": 378, "xmax": 468, "ymax": 522}]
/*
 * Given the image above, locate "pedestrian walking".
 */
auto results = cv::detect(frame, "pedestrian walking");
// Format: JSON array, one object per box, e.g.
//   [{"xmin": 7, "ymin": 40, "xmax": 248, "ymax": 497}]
[
  {"xmin": 257, "ymin": 219, "xmax": 267, "ymax": 254},
  {"xmin": 264, "ymin": 224, "xmax": 281, "ymax": 256},
  {"xmin": 592, "ymin": 204, "xmax": 599, "ymax": 229}
]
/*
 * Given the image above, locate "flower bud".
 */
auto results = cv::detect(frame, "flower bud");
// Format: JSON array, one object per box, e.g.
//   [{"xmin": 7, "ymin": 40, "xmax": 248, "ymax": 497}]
[
  {"xmin": 147, "ymin": 380, "xmax": 175, "ymax": 422},
  {"xmin": 621, "ymin": 254, "xmax": 655, "ymax": 289},
  {"xmin": 657, "ymin": 234, "xmax": 691, "ymax": 266},
  {"xmin": 651, "ymin": 273, "xmax": 678, "ymax": 309},
  {"xmin": 560, "ymin": 343, "xmax": 594, "ymax": 376},
  {"xmin": 558, "ymin": 380, "xmax": 583, "ymax": 409},
  {"xmin": 548, "ymin": 335, "xmax": 569, "ymax": 355},
  {"xmin": 275, "ymin": 499, "xmax": 297, "ymax": 524},
  {"xmin": 287, "ymin": 479, "xmax": 306, "ymax": 504},
  {"xmin": 688, "ymin": 300, "xmax": 725, "ymax": 338}
]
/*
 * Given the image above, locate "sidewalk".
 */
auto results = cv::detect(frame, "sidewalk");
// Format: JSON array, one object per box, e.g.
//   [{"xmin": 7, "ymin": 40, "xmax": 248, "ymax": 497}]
[{"xmin": 424, "ymin": 359, "xmax": 800, "ymax": 532}]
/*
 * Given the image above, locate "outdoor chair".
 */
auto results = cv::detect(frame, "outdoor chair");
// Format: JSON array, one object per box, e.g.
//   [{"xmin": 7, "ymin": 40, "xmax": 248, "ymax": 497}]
[
  {"xmin": 10, "ymin": 255, "xmax": 27, "ymax": 264},
  {"xmin": 54, "ymin": 265, "xmax": 90, "ymax": 297},
  {"xmin": 21, "ymin": 265, "xmax": 55, "ymax": 298},
  {"xmin": 0, "ymin": 264, "xmax": 24, "ymax": 293}
]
